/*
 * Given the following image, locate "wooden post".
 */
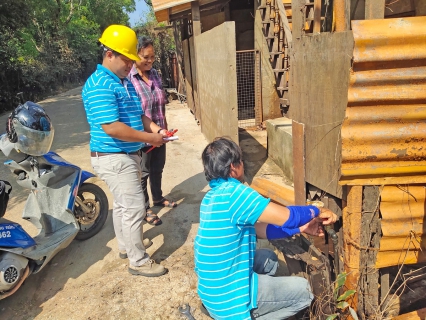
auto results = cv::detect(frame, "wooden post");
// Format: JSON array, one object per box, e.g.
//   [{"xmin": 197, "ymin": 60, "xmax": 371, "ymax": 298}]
[
  {"xmin": 292, "ymin": 120, "xmax": 306, "ymax": 205},
  {"xmin": 313, "ymin": 0, "xmax": 321, "ymax": 33},
  {"xmin": 291, "ymin": 0, "xmax": 306, "ymax": 39},
  {"xmin": 365, "ymin": 0, "xmax": 385, "ymax": 19},
  {"xmin": 191, "ymin": 1, "xmax": 201, "ymax": 36},
  {"xmin": 343, "ymin": 185, "xmax": 363, "ymax": 309},
  {"xmin": 191, "ymin": 1, "xmax": 201, "ymax": 124},
  {"xmin": 334, "ymin": 0, "xmax": 350, "ymax": 31}
]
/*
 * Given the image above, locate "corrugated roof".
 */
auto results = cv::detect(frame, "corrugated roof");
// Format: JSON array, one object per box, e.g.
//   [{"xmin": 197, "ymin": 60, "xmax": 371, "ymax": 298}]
[{"xmin": 340, "ymin": 17, "xmax": 426, "ymax": 185}]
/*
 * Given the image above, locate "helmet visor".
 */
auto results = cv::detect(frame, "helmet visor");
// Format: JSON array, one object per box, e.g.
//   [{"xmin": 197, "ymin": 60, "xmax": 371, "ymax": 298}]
[{"xmin": 13, "ymin": 121, "xmax": 54, "ymax": 156}]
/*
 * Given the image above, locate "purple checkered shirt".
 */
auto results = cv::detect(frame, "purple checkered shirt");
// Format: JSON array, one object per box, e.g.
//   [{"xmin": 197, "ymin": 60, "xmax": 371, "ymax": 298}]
[{"xmin": 128, "ymin": 65, "xmax": 167, "ymax": 129}]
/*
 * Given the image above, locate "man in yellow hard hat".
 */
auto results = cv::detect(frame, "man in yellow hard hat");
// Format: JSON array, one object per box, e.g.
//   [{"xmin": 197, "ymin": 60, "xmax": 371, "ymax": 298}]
[{"xmin": 82, "ymin": 25, "xmax": 169, "ymax": 277}]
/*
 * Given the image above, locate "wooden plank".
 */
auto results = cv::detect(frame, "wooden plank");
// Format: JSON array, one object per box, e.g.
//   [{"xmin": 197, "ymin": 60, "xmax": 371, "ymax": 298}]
[
  {"xmin": 292, "ymin": 120, "xmax": 306, "ymax": 205},
  {"xmin": 250, "ymin": 177, "xmax": 295, "ymax": 206},
  {"xmin": 365, "ymin": 0, "xmax": 385, "ymax": 19},
  {"xmin": 151, "ymin": 0, "xmax": 192, "ymax": 12},
  {"xmin": 196, "ymin": 22, "xmax": 238, "ymax": 143},
  {"xmin": 392, "ymin": 307, "xmax": 426, "ymax": 320},
  {"xmin": 343, "ymin": 185, "xmax": 363, "ymax": 311},
  {"xmin": 289, "ymin": 31, "xmax": 353, "ymax": 198}
]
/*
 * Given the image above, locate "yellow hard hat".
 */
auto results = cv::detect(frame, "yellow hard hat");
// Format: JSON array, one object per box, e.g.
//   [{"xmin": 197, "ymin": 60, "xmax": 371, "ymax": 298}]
[{"xmin": 99, "ymin": 25, "xmax": 140, "ymax": 61}]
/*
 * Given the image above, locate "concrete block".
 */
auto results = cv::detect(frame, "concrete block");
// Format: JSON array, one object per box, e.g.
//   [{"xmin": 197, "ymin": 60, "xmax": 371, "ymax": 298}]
[{"xmin": 266, "ymin": 117, "xmax": 293, "ymax": 183}]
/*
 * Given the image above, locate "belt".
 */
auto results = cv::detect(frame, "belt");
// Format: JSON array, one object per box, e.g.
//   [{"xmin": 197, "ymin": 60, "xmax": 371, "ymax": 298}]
[{"xmin": 90, "ymin": 151, "xmax": 139, "ymax": 157}]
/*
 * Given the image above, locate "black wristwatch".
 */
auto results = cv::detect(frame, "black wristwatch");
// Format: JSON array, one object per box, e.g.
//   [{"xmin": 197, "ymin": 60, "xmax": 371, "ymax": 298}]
[{"xmin": 157, "ymin": 129, "xmax": 163, "ymax": 133}]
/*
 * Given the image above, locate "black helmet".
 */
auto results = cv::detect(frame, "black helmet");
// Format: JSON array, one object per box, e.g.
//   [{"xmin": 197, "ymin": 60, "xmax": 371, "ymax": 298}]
[{"xmin": 6, "ymin": 101, "xmax": 54, "ymax": 156}]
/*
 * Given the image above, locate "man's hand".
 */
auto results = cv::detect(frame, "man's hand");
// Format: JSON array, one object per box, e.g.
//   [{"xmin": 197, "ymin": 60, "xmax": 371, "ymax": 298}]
[
  {"xmin": 148, "ymin": 133, "xmax": 165, "ymax": 147},
  {"xmin": 300, "ymin": 218, "xmax": 325, "ymax": 237},
  {"xmin": 318, "ymin": 208, "xmax": 338, "ymax": 225},
  {"xmin": 300, "ymin": 207, "xmax": 338, "ymax": 237}
]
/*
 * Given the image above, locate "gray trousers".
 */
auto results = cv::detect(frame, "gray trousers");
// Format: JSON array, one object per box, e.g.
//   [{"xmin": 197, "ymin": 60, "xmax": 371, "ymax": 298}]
[
  {"xmin": 140, "ymin": 144, "xmax": 166, "ymax": 208},
  {"xmin": 91, "ymin": 153, "xmax": 149, "ymax": 267}
]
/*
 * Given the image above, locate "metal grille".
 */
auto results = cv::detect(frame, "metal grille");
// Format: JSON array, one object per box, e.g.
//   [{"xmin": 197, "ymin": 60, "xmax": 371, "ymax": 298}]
[{"xmin": 236, "ymin": 50, "xmax": 262, "ymax": 128}]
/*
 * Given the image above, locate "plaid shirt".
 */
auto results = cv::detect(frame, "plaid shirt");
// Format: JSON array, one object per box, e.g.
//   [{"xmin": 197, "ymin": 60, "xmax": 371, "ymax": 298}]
[{"xmin": 128, "ymin": 66, "xmax": 167, "ymax": 129}]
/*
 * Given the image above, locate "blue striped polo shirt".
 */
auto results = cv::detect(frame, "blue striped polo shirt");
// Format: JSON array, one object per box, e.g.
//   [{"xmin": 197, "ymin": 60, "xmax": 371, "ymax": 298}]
[
  {"xmin": 195, "ymin": 177, "xmax": 270, "ymax": 319},
  {"xmin": 82, "ymin": 64, "xmax": 145, "ymax": 153}
]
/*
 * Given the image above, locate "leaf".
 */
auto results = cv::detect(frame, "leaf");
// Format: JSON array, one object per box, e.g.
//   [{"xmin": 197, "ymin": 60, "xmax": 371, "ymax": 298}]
[
  {"xmin": 348, "ymin": 307, "xmax": 359, "ymax": 320},
  {"xmin": 335, "ymin": 272, "xmax": 347, "ymax": 290},
  {"xmin": 334, "ymin": 272, "xmax": 348, "ymax": 300},
  {"xmin": 336, "ymin": 301, "xmax": 349, "ymax": 310},
  {"xmin": 326, "ymin": 315, "xmax": 338, "ymax": 320},
  {"xmin": 337, "ymin": 289, "xmax": 356, "ymax": 301}
]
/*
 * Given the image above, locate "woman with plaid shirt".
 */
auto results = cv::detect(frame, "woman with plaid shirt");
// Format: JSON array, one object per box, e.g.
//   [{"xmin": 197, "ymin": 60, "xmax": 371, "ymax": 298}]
[{"xmin": 128, "ymin": 36, "xmax": 177, "ymax": 226}]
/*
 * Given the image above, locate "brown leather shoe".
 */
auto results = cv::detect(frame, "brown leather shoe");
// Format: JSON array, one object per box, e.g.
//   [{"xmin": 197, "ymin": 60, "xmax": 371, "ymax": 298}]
[
  {"xmin": 119, "ymin": 238, "xmax": 153, "ymax": 259},
  {"xmin": 128, "ymin": 259, "xmax": 167, "ymax": 277}
]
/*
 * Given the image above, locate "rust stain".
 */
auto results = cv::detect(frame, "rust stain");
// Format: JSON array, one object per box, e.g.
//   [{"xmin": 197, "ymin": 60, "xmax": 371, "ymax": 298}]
[
  {"xmin": 376, "ymin": 185, "xmax": 426, "ymax": 268},
  {"xmin": 340, "ymin": 17, "xmax": 426, "ymax": 185}
]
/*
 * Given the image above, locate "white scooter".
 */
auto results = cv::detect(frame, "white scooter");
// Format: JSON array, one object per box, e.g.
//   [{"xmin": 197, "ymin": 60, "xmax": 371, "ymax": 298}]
[{"xmin": 0, "ymin": 101, "xmax": 108, "ymax": 299}]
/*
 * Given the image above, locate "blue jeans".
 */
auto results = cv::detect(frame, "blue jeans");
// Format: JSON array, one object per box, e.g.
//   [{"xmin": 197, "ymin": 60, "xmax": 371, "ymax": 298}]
[{"xmin": 252, "ymin": 248, "xmax": 314, "ymax": 320}]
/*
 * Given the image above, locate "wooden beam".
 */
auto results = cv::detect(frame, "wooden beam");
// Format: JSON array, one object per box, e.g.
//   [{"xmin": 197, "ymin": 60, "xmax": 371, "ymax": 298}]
[
  {"xmin": 292, "ymin": 120, "xmax": 306, "ymax": 205},
  {"xmin": 191, "ymin": 1, "xmax": 201, "ymax": 36},
  {"xmin": 250, "ymin": 177, "xmax": 295, "ymax": 207},
  {"xmin": 343, "ymin": 185, "xmax": 363, "ymax": 311},
  {"xmin": 365, "ymin": 0, "xmax": 385, "ymax": 19}
]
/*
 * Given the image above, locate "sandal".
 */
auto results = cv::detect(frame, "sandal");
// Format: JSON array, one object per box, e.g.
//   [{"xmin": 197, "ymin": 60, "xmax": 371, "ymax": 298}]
[
  {"xmin": 143, "ymin": 209, "xmax": 162, "ymax": 226},
  {"xmin": 153, "ymin": 197, "xmax": 177, "ymax": 208}
]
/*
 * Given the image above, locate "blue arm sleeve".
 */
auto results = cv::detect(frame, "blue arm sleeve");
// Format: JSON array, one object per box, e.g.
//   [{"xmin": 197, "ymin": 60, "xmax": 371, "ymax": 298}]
[
  {"xmin": 266, "ymin": 224, "xmax": 300, "ymax": 239},
  {"xmin": 282, "ymin": 206, "xmax": 320, "ymax": 229}
]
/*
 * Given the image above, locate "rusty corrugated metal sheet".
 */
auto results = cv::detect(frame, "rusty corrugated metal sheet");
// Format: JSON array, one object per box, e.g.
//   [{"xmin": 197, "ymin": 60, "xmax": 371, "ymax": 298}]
[
  {"xmin": 376, "ymin": 185, "xmax": 426, "ymax": 268},
  {"xmin": 340, "ymin": 17, "xmax": 426, "ymax": 185}
]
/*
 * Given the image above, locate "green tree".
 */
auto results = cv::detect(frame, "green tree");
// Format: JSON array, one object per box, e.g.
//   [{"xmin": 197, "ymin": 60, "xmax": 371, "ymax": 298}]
[{"xmin": 0, "ymin": 0, "xmax": 137, "ymax": 113}]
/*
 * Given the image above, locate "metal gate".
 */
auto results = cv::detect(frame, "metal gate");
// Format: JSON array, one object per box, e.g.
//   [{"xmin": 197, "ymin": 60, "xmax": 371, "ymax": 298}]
[{"xmin": 236, "ymin": 50, "xmax": 262, "ymax": 128}]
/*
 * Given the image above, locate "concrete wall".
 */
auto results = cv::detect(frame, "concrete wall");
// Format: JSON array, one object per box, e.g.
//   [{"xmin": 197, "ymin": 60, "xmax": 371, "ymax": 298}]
[
  {"xmin": 195, "ymin": 22, "xmax": 239, "ymax": 143},
  {"xmin": 254, "ymin": 2, "xmax": 281, "ymax": 121}
]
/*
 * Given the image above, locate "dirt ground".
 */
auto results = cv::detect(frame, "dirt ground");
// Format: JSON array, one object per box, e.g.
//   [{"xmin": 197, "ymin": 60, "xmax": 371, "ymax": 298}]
[{"xmin": 0, "ymin": 87, "xmax": 214, "ymax": 320}]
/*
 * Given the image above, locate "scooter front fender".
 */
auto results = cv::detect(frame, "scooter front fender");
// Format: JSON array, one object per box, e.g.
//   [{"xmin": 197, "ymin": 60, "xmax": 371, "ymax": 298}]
[{"xmin": 80, "ymin": 171, "xmax": 95, "ymax": 185}]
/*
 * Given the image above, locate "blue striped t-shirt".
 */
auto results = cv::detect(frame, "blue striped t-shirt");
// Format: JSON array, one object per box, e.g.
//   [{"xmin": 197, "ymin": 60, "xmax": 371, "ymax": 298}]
[
  {"xmin": 82, "ymin": 64, "xmax": 145, "ymax": 153},
  {"xmin": 195, "ymin": 177, "xmax": 270, "ymax": 319}
]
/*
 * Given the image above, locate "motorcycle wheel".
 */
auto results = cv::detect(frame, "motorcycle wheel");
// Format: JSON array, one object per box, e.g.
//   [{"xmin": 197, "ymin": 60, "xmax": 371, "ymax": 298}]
[{"xmin": 74, "ymin": 183, "xmax": 109, "ymax": 240}]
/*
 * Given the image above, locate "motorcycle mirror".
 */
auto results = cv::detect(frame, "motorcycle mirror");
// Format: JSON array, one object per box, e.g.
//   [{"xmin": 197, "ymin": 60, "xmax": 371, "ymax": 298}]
[{"xmin": 15, "ymin": 92, "xmax": 25, "ymax": 104}]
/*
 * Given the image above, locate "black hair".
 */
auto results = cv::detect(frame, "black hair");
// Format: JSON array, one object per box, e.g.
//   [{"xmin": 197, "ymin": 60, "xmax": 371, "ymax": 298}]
[
  {"xmin": 101, "ymin": 45, "xmax": 120, "ymax": 59},
  {"xmin": 137, "ymin": 36, "xmax": 154, "ymax": 53},
  {"xmin": 201, "ymin": 137, "xmax": 242, "ymax": 182}
]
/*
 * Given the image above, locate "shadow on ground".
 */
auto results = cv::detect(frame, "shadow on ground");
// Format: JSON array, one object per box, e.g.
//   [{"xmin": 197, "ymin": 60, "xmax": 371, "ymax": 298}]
[
  {"xmin": 145, "ymin": 172, "xmax": 207, "ymax": 262},
  {"xmin": 0, "ymin": 211, "xmax": 115, "ymax": 319}
]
